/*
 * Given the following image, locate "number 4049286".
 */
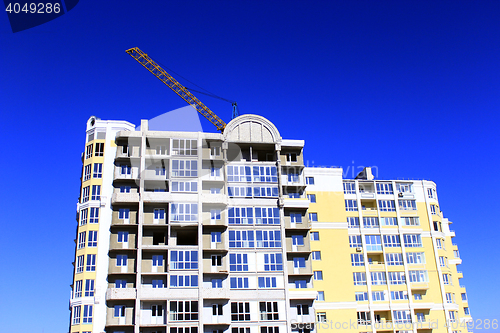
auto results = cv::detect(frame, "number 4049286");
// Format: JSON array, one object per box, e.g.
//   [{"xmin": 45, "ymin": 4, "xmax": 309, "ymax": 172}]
[{"xmin": 5, "ymin": 3, "xmax": 61, "ymax": 14}]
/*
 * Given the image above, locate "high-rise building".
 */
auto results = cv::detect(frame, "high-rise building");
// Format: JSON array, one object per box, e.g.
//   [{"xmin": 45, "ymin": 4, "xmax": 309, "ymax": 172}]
[{"xmin": 69, "ymin": 114, "xmax": 471, "ymax": 333}]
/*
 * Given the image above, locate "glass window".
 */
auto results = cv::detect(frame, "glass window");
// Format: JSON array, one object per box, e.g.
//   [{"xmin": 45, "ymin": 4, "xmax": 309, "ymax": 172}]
[
  {"xmin": 170, "ymin": 251, "xmax": 198, "ymax": 270},
  {"xmin": 307, "ymin": 194, "xmax": 316, "ymax": 202}
]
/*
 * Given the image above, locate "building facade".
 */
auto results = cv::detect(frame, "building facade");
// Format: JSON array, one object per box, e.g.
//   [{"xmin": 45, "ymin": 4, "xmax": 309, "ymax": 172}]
[{"xmin": 69, "ymin": 115, "xmax": 471, "ymax": 333}]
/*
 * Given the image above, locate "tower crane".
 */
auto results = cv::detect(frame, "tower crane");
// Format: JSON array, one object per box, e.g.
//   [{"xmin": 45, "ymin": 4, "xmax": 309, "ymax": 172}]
[{"xmin": 126, "ymin": 47, "xmax": 238, "ymax": 133}]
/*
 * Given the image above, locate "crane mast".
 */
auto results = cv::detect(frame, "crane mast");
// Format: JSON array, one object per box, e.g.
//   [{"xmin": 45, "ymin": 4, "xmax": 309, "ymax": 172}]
[{"xmin": 126, "ymin": 47, "xmax": 227, "ymax": 132}]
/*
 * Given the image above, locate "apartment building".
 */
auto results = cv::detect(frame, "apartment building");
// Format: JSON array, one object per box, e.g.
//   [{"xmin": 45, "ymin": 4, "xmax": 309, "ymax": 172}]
[{"xmin": 69, "ymin": 114, "xmax": 471, "ymax": 333}]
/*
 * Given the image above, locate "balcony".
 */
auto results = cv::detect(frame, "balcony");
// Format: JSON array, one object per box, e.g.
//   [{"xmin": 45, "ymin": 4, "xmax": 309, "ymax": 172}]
[
  {"xmin": 283, "ymin": 198, "xmax": 310, "ymax": 209},
  {"xmin": 286, "ymin": 238, "xmax": 311, "ymax": 253},
  {"xmin": 410, "ymin": 282, "xmax": 430, "ymax": 290},
  {"xmin": 289, "ymin": 290, "xmax": 317, "ymax": 300},
  {"xmin": 112, "ymin": 192, "xmax": 140, "ymax": 204},
  {"xmin": 114, "ymin": 168, "xmax": 140, "ymax": 181},
  {"xmin": 202, "ymin": 239, "xmax": 228, "ymax": 252},
  {"xmin": 201, "ymin": 193, "xmax": 228, "ymax": 204},
  {"xmin": 140, "ymin": 287, "xmax": 198, "ymax": 299},
  {"xmin": 202, "ymin": 287, "xmax": 230, "ymax": 299},
  {"xmin": 106, "ymin": 288, "xmax": 136, "ymax": 300},
  {"xmin": 142, "ymin": 191, "xmax": 172, "ymax": 203}
]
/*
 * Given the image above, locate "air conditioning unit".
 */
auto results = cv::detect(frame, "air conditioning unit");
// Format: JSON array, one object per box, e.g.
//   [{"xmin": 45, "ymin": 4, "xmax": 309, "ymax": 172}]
[
  {"xmin": 398, "ymin": 192, "xmax": 404, "ymax": 197},
  {"xmin": 356, "ymin": 247, "xmax": 362, "ymax": 252}
]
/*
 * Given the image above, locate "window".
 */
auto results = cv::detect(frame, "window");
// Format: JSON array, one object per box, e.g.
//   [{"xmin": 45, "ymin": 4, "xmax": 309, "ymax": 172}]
[
  {"xmin": 210, "ymin": 145, "xmax": 221, "ymax": 157},
  {"xmin": 393, "ymin": 310, "xmax": 411, "ymax": 323},
  {"xmin": 228, "ymin": 185, "xmax": 279, "ymax": 198},
  {"xmin": 114, "ymin": 305, "xmax": 126, "ymax": 318},
  {"xmin": 152, "ymin": 304, "xmax": 164, "ymax": 320},
  {"xmin": 152, "ymin": 255, "xmax": 163, "ymax": 267},
  {"xmin": 391, "ymin": 291, "xmax": 408, "ymax": 300},
  {"xmin": 211, "ymin": 255, "xmax": 222, "ymax": 267},
  {"xmin": 78, "ymin": 232, "xmax": 86, "ymax": 249},
  {"xmin": 404, "ymin": 234, "xmax": 422, "ymax": 247},
  {"xmin": 316, "ymin": 312, "xmax": 327, "ymax": 323},
  {"xmin": 155, "ymin": 166, "xmax": 166, "ymax": 176},
  {"xmin": 155, "ymin": 145, "xmax": 167, "ymax": 155},
  {"xmin": 253, "ymin": 166, "xmax": 278, "ymax": 183},
  {"xmin": 414, "ymin": 293, "xmax": 422, "ymax": 300},
  {"xmin": 286, "ymin": 152, "xmax": 297, "ymax": 162},
  {"xmin": 288, "ymin": 172, "xmax": 299, "ymax": 183},
  {"xmin": 454, "ymin": 250, "xmax": 460, "ymax": 258},
  {"xmin": 310, "ymin": 232, "xmax": 319, "ymax": 241},
  {"xmin": 308, "ymin": 213, "xmax": 318, "ymax": 222},
  {"xmin": 73, "ymin": 305, "xmax": 81, "ymax": 324},
  {"xmin": 388, "ymin": 272, "xmax": 406, "ymax": 285},
  {"xmin": 153, "ymin": 208, "xmax": 165, "ymax": 222},
  {"xmin": 255, "ymin": 207, "xmax": 280, "ymax": 224},
  {"xmin": 430, "ymin": 205, "xmax": 438, "ymax": 215},
  {"xmin": 170, "ymin": 275, "xmax": 198, "ymax": 287},
  {"xmin": 231, "ymin": 302, "xmax": 250, "ymax": 321},
  {"xmin": 89, "ymin": 207, "xmax": 99, "ymax": 224},
  {"xmin": 171, "ymin": 203, "xmax": 198, "ymax": 222},
  {"xmin": 436, "ymin": 238, "xmax": 443, "ymax": 249},
  {"xmin": 265, "ymin": 253, "xmax": 283, "ymax": 271},
  {"xmin": 399, "ymin": 200, "xmax": 417, "ymax": 211},
  {"xmin": 383, "ymin": 235, "xmax": 400, "ymax": 247},
  {"xmin": 86, "ymin": 254, "xmax": 96, "ymax": 271},
  {"xmin": 357, "ymin": 311, "xmax": 371, "ymax": 325},
  {"xmin": 80, "ymin": 208, "xmax": 88, "ymax": 226},
  {"xmin": 345, "ymin": 199, "xmax": 358, "ymax": 211},
  {"xmin": 363, "ymin": 217, "xmax": 379, "ymax": 228},
  {"xmin": 76, "ymin": 255, "xmax": 84, "ymax": 273},
  {"xmin": 85, "ymin": 144, "xmax": 93, "ymax": 159},
  {"xmin": 229, "ymin": 230, "xmax": 255, "ymax": 248},
  {"xmin": 351, "ymin": 253, "xmax": 364, "ymax": 266},
  {"xmin": 355, "ymin": 292, "xmax": 368, "ymax": 301},
  {"xmin": 74, "ymin": 280, "xmax": 83, "ymax": 298},
  {"xmin": 292, "ymin": 235, "xmax": 304, "ymax": 246},
  {"xmin": 256, "ymin": 230, "xmax": 281, "ymax": 247},
  {"xmin": 88, "ymin": 231, "xmax": 97, "ymax": 247},
  {"xmin": 152, "ymin": 279, "xmax": 164, "ymax": 288},
  {"xmin": 464, "ymin": 307, "xmax": 470, "ymax": 315},
  {"xmin": 118, "ymin": 209, "xmax": 130, "ymax": 223},
  {"xmin": 365, "ymin": 235, "xmax": 382, "ymax": 251},
  {"xmin": 84, "ymin": 164, "xmax": 91, "ymax": 181},
  {"xmin": 305, "ymin": 177, "xmax": 314, "ymax": 185},
  {"xmin": 227, "ymin": 165, "xmax": 251, "ymax": 182},
  {"xmin": 314, "ymin": 271, "xmax": 323, "ymax": 280},
  {"xmin": 297, "ymin": 304, "xmax": 310, "ymax": 316},
  {"xmin": 228, "ymin": 207, "xmax": 253, "ymax": 225},
  {"xmin": 290, "ymin": 213, "xmax": 302, "ymax": 224},
  {"xmin": 210, "ymin": 166, "xmax": 221, "ymax": 178},
  {"xmin": 172, "ymin": 160, "xmax": 198, "ymax": 177},
  {"xmin": 406, "ymin": 252, "xmax": 425, "ymax": 264},
  {"xmin": 396, "ymin": 183, "xmax": 412, "ymax": 193},
  {"xmin": 93, "ymin": 163, "xmax": 102, "ymax": 178},
  {"xmin": 439, "ymin": 256, "xmax": 447, "ymax": 267},
  {"xmin": 210, "ymin": 187, "xmax": 221, "ymax": 194},
  {"xmin": 316, "ymin": 291, "xmax": 325, "ymax": 301},
  {"xmin": 116, "ymin": 254, "xmax": 127, "ymax": 267},
  {"xmin": 378, "ymin": 200, "xmax": 395, "ymax": 211},
  {"xmin": 258, "ymin": 276, "xmax": 277, "ymax": 288},
  {"xmin": 386, "ymin": 253, "xmax": 403, "ymax": 265},
  {"xmin": 442, "ymin": 273, "xmax": 451, "ymax": 285},
  {"xmin": 212, "ymin": 303, "xmax": 223, "ymax": 317},
  {"xmin": 409, "ymin": 270, "xmax": 429, "ymax": 283},
  {"xmin": 91, "ymin": 185, "xmax": 101, "ymax": 200},
  {"xmin": 82, "ymin": 186, "xmax": 90, "ymax": 202},
  {"xmin": 172, "ymin": 139, "xmax": 197, "ymax": 156},
  {"xmin": 115, "ymin": 279, "xmax": 127, "ymax": 288},
  {"xmin": 211, "ymin": 278, "xmax": 222, "ymax": 288},
  {"xmin": 343, "ymin": 182, "xmax": 356, "ymax": 194},
  {"xmin": 349, "ymin": 235, "xmax": 362, "ymax": 247},
  {"xmin": 169, "ymin": 300, "xmax": 199, "ymax": 321},
  {"xmin": 353, "ymin": 272, "xmax": 367, "ymax": 285},
  {"xmin": 371, "ymin": 271, "xmax": 387, "ymax": 285},
  {"xmin": 120, "ymin": 185, "xmax": 131, "ymax": 193},
  {"xmin": 372, "ymin": 291, "xmax": 385, "ymax": 301},
  {"xmin": 312, "ymin": 251, "xmax": 321, "ymax": 260},
  {"xmin": 229, "ymin": 253, "xmax": 248, "ymax": 271},
  {"xmin": 259, "ymin": 302, "xmax": 279, "ymax": 320},
  {"xmin": 347, "ymin": 217, "xmax": 360, "ymax": 228},
  {"xmin": 307, "ymin": 194, "xmax": 316, "ymax": 203},
  {"xmin": 83, "ymin": 305, "xmax": 93, "ymax": 323},
  {"xmin": 95, "ymin": 142, "xmax": 104, "ymax": 156},
  {"xmin": 293, "ymin": 257, "xmax": 305, "ymax": 269},
  {"xmin": 211, "ymin": 232, "xmax": 221, "ymax": 243},
  {"xmin": 448, "ymin": 311, "xmax": 457, "ymax": 322},
  {"xmin": 380, "ymin": 217, "xmax": 398, "ymax": 226},
  {"xmin": 446, "ymin": 292, "xmax": 454, "ymax": 303},
  {"xmin": 294, "ymin": 279, "xmax": 307, "ymax": 288},
  {"xmin": 232, "ymin": 328, "xmax": 250, "ymax": 333},
  {"xmin": 118, "ymin": 231, "xmax": 129, "ymax": 243},
  {"xmin": 376, "ymin": 183, "xmax": 393, "ymax": 194},
  {"xmin": 401, "ymin": 217, "xmax": 419, "ymax": 226}
]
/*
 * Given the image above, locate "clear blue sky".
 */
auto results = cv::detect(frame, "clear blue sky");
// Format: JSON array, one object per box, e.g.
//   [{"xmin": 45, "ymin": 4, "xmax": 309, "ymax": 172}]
[{"xmin": 1, "ymin": 1, "xmax": 499, "ymax": 332}]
